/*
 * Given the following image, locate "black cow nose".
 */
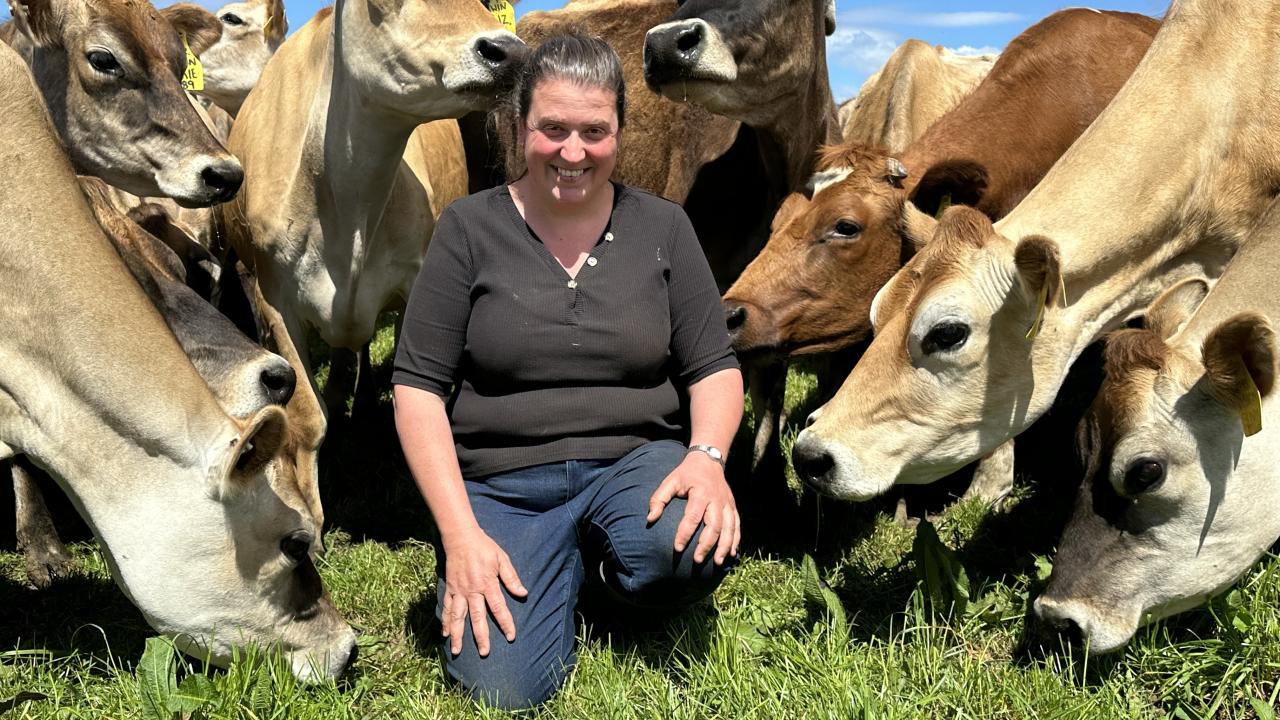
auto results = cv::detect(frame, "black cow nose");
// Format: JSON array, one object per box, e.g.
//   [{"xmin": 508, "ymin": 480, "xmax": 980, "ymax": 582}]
[
  {"xmin": 644, "ymin": 22, "xmax": 705, "ymax": 88},
  {"xmin": 792, "ymin": 441, "xmax": 834, "ymax": 487},
  {"xmin": 200, "ymin": 163, "xmax": 243, "ymax": 203},
  {"xmin": 724, "ymin": 303, "xmax": 747, "ymax": 332},
  {"xmin": 675, "ymin": 24, "xmax": 704, "ymax": 54},
  {"xmin": 475, "ymin": 36, "xmax": 510, "ymax": 65},
  {"xmin": 260, "ymin": 362, "xmax": 297, "ymax": 405}
]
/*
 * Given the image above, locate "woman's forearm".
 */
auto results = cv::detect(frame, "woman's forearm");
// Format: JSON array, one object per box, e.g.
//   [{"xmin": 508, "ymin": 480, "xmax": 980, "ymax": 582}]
[
  {"xmin": 392, "ymin": 384, "xmax": 481, "ymax": 541},
  {"xmin": 687, "ymin": 367, "xmax": 745, "ymax": 456}
]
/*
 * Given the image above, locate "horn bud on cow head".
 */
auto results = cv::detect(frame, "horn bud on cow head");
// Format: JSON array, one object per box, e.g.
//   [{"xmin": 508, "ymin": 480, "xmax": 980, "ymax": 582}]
[
  {"xmin": 1202, "ymin": 312, "xmax": 1277, "ymax": 436},
  {"xmin": 1144, "ymin": 277, "xmax": 1210, "ymax": 341},
  {"xmin": 886, "ymin": 157, "xmax": 908, "ymax": 187}
]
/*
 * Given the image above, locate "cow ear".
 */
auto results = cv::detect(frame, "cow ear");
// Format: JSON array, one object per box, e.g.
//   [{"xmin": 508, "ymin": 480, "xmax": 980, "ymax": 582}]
[
  {"xmin": 1202, "ymin": 312, "xmax": 1276, "ymax": 436},
  {"xmin": 823, "ymin": 0, "xmax": 836, "ymax": 36},
  {"xmin": 264, "ymin": 0, "xmax": 288, "ymax": 44},
  {"xmin": 870, "ymin": 261, "xmax": 922, "ymax": 331},
  {"xmin": 225, "ymin": 406, "xmax": 287, "ymax": 484},
  {"xmin": 1144, "ymin": 277, "xmax": 1210, "ymax": 341},
  {"xmin": 1013, "ymin": 235, "xmax": 1063, "ymax": 340},
  {"xmin": 163, "ymin": 4, "xmax": 223, "ymax": 57},
  {"xmin": 910, "ymin": 160, "xmax": 988, "ymax": 218},
  {"xmin": 9, "ymin": 0, "xmax": 59, "ymax": 47}
]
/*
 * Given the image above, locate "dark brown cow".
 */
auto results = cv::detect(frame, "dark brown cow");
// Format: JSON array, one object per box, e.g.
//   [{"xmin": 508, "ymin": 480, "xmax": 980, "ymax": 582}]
[{"xmin": 724, "ymin": 8, "xmax": 1159, "ymax": 361}]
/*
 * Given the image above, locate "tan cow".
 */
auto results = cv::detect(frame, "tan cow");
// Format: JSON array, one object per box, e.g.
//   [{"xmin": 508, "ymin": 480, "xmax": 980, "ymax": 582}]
[
  {"xmin": 792, "ymin": 0, "xmax": 1280, "ymax": 502},
  {"xmin": 190, "ymin": 0, "xmax": 287, "ymax": 115},
  {"xmin": 839, "ymin": 40, "xmax": 995, "ymax": 155},
  {"xmin": 0, "ymin": 42, "xmax": 354, "ymax": 680},
  {"xmin": 3, "ymin": 0, "xmax": 242, "ymax": 206},
  {"xmin": 1034, "ymin": 205, "xmax": 1280, "ymax": 652},
  {"xmin": 222, "ymin": 1, "xmax": 524, "ymax": 534}
]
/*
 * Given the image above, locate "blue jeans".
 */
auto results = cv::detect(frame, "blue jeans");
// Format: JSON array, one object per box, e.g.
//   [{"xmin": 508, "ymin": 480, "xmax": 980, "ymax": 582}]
[{"xmin": 437, "ymin": 439, "xmax": 732, "ymax": 710}]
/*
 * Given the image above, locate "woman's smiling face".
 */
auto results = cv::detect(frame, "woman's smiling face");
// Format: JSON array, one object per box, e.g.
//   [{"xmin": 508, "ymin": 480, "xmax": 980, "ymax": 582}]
[{"xmin": 518, "ymin": 78, "xmax": 620, "ymax": 206}]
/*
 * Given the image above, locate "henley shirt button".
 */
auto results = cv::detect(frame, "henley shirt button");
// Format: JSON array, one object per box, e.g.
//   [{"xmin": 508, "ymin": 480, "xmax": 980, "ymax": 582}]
[
  {"xmin": 567, "ymin": 279, "xmax": 577, "ymax": 289},
  {"xmin": 604, "ymin": 232, "xmax": 614, "ymax": 242},
  {"xmin": 587, "ymin": 257, "xmax": 598, "ymax": 267}
]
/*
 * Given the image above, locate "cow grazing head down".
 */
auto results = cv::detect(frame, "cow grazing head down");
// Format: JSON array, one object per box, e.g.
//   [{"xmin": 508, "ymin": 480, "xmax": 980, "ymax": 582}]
[
  {"xmin": 7, "ymin": 0, "xmax": 244, "ymax": 207},
  {"xmin": 337, "ymin": 0, "xmax": 527, "ymax": 120},
  {"xmin": 183, "ymin": 0, "xmax": 287, "ymax": 115},
  {"xmin": 0, "ymin": 42, "xmax": 354, "ymax": 681},
  {"xmin": 791, "ymin": 206, "xmax": 1066, "ymax": 500},
  {"xmin": 642, "ymin": 0, "xmax": 835, "ymax": 126},
  {"xmin": 723, "ymin": 144, "xmax": 931, "ymax": 358}
]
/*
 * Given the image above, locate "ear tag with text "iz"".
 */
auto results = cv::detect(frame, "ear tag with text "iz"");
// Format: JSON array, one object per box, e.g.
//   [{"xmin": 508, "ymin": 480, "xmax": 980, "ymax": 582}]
[
  {"xmin": 1241, "ymin": 369, "xmax": 1263, "ymax": 437},
  {"xmin": 488, "ymin": 0, "xmax": 516, "ymax": 32},
  {"xmin": 1025, "ymin": 281, "xmax": 1049, "ymax": 341},
  {"xmin": 181, "ymin": 33, "xmax": 204, "ymax": 92}
]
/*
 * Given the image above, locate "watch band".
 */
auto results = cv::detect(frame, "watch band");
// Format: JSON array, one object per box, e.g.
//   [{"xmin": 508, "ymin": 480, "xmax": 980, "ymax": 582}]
[{"xmin": 687, "ymin": 444, "xmax": 725, "ymax": 467}]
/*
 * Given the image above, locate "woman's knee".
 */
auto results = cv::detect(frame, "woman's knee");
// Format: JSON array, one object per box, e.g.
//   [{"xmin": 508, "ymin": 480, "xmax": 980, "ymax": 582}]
[{"xmin": 596, "ymin": 498, "xmax": 732, "ymax": 608}]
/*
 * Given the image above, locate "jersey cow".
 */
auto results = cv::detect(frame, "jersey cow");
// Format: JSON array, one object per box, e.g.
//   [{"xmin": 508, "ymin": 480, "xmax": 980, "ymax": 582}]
[
  {"xmin": 193, "ymin": 0, "xmax": 287, "ymax": 115},
  {"xmin": 3, "ymin": 0, "xmax": 242, "ymax": 207},
  {"xmin": 1034, "ymin": 208, "xmax": 1280, "ymax": 653},
  {"xmin": 221, "ymin": 0, "xmax": 524, "ymax": 537},
  {"xmin": 0, "ymin": 43, "xmax": 354, "ymax": 680},
  {"xmin": 793, "ymin": 0, "xmax": 1279, "ymax": 502},
  {"xmin": 839, "ymin": 39, "xmax": 995, "ymax": 155}
]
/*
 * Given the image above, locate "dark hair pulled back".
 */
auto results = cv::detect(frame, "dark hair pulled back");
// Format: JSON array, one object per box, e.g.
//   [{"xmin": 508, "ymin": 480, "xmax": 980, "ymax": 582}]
[{"xmin": 511, "ymin": 33, "xmax": 627, "ymax": 132}]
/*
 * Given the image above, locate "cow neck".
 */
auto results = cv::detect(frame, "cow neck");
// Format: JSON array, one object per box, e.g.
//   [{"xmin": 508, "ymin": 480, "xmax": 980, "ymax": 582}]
[
  {"xmin": 320, "ymin": 18, "xmax": 422, "ymax": 252},
  {"xmin": 996, "ymin": 0, "xmax": 1280, "ymax": 368},
  {"xmin": 756, "ymin": 55, "xmax": 840, "ymax": 194}
]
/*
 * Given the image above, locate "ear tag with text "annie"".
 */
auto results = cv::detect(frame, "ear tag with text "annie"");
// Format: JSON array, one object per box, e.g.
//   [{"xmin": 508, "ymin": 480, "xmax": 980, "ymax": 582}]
[
  {"xmin": 488, "ymin": 0, "xmax": 516, "ymax": 32},
  {"xmin": 1025, "ymin": 281, "xmax": 1049, "ymax": 341},
  {"xmin": 181, "ymin": 33, "xmax": 204, "ymax": 92},
  {"xmin": 1241, "ymin": 370, "xmax": 1263, "ymax": 437}
]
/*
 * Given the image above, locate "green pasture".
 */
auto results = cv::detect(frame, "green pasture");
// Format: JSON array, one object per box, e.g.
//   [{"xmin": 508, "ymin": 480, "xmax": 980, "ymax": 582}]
[{"xmin": 2, "ymin": 320, "xmax": 1278, "ymax": 719}]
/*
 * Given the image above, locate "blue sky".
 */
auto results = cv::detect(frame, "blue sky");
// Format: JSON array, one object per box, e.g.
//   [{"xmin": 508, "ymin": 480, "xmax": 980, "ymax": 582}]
[{"xmin": 3, "ymin": 1, "xmax": 1172, "ymax": 101}]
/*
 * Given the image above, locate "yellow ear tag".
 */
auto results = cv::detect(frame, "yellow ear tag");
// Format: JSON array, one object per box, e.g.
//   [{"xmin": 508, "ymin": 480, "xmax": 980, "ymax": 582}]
[
  {"xmin": 181, "ymin": 33, "xmax": 204, "ymax": 92},
  {"xmin": 1241, "ymin": 370, "xmax": 1264, "ymax": 437},
  {"xmin": 1025, "ymin": 280, "xmax": 1049, "ymax": 341},
  {"xmin": 488, "ymin": 0, "xmax": 516, "ymax": 32},
  {"xmin": 934, "ymin": 193, "xmax": 952, "ymax": 220},
  {"xmin": 262, "ymin": 15, "xmax": 274, "ymax": 41}
]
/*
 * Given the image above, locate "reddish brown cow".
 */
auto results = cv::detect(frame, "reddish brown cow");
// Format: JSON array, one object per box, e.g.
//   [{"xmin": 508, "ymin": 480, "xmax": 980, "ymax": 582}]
[{"xmin": 724, "ymin": 8, "xmax": 1159, "ymax": 360}]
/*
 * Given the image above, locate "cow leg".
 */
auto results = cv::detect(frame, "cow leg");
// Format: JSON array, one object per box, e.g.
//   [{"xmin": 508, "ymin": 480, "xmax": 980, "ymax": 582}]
[
  {"xmin": 962, "ymin": 439, "xmax": 1016, "ymax": 509},
  {"xmin": 748, "ymin": 359, "xmax": 787, "ymax": 474},
  {"xmin": 12, "ymin": 458, "xmax": 73, "ymax": 589},
  {"xmin": 350, "ymin": 341, "xmax": 381, "ymax": 422},
  {"xmin": 324, "ymin": 347, "xmax": 359, "ymax": 424},
  {"xmin": 251, "ymin": 278, "xmax": 329, "ymax": 555}
]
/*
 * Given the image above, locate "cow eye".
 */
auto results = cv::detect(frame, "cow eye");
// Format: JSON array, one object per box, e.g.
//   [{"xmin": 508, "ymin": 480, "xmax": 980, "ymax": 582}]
[
  {"xmin": 921, "ymin": 321, "xmax": 969, "ymax": 354},
  {"xmin": 280, "ymin": 532, "xmax": 313, "ymax": 563},
  {"xmin": 1123, "ymin": 458, "xmax": 1165, "ymax": 495},
  {"xmin": 86, "ymin": 50, "xmax": 122, "ymax": 76},
  {"xmin": 220, "ymin": 12, "xmax": 246, "ymax": 26},
  {"xmin": 833, "ymin": 220, "xmax": 862, "ymax": 237}
]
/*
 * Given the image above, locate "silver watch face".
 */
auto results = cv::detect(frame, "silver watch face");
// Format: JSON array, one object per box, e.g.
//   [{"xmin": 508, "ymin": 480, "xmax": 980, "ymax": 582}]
[{"xmin": 690, "ymin": 444, "xmax": 723, "ymax": 462}]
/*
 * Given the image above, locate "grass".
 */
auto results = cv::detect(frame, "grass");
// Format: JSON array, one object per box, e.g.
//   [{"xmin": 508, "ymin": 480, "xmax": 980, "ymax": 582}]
[{"xmin": 3, "ymin": 319, "xmax": 1279, "ymax": 719}]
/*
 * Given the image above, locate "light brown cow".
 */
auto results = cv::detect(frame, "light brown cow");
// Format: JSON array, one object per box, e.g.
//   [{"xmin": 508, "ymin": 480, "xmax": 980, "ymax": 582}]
[
  {"xmin": 793, "ymin": 0, "xmax": 1280, "ymax": 502},
  {"xmin": 14, "ymin": 178, "xmax": 296, "ymax": 589},
  {"xmin": 222, "ymin": 1, "xmax": 524, "ymax": 538},
  {"xmin": 192, "ymin": 0, "xmax": 287, "ymax": 115},
  {"xmin": 839, "ymin": 40, "xmax": 995, "ymax": 155},
  {"xmin": 3, "ymin": 0, "xmax": 242, "ymax": 206},
  {"xmin": 0, "ymin": 42, "xmax": 354, "ymax": 679}
]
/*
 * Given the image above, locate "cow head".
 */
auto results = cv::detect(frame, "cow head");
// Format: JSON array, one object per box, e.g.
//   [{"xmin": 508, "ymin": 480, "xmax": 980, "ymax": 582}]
[
  {"xmin": 184, "ymin": 0, "xmax": 287, "ymax": 115},
  {"xmin": 643, "ymin": 0, "xmax": 835, "ymax": 126},
  {"xmin": 1033, "ymin": 281, "xmax": 1280, "ymax": 653},
  {"xmin": 8, "ymin": 0, "xmax": 244, "ymax": 206},
  {"xmin": 723, "ymin": 144, "xmax": 932, "ymax": 359},
  {"xmin": 792, "ymin": 206, "xmax": 1067, "ymax": 500},
  {"xmin": 337, "ymin": 0, "xmax": 527, "ymax": 120}
]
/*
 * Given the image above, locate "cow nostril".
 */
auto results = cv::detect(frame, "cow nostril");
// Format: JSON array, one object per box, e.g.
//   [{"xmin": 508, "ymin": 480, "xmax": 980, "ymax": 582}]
[
  {"xmin": 1051, "ymin": 616, "xmax": 1085, "ymax": 646},
  {"xmin": 725, "ymin": 304, "xmax": 747, "ymax": 332},
  {"xmin": 793, "ymin": 443, "xmax": 834, "ymax": 485},
  {"xmin": 675, "ymin": 24, "xmax": 703, "ymax": 54},
  {"xmin": 201, "ymin": 164, "xmax": 243, "ymax": 201},
  {"xmin": 260, "ymin": 362, "xmax": 297, "ymax": 405},
  {"xmin": 475, "ymin": 37, "xmax": 508, "ymax": 66}
]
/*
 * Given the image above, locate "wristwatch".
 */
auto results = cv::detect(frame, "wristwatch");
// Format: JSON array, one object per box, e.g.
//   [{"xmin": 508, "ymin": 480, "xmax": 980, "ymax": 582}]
[{"xmin": 687, "ymin": 444, "xmax": 725, "ymax": 467}]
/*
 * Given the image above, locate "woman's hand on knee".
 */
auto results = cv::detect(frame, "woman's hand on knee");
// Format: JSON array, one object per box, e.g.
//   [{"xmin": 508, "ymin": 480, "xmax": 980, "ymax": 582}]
[
  {"xmin": 441, "ymin": 529, "xmax": 528, "ymax": 657},
  {"xmin": 647, "ymin": 454, "xmax": 741, "ymax": 566}
]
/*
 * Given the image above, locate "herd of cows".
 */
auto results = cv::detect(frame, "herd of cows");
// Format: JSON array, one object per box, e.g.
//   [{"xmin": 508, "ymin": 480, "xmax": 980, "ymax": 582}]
[{"xmin": 0, "ymin": 0, "xmax": 1277, "ymax": 685}]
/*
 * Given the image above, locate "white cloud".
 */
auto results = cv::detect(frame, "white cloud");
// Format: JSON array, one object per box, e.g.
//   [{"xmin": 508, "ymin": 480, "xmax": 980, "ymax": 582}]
[
  {"xmin": 838, "ymin": 8, "xmax": 1023, "ymax": 28},
  {"xmin": 826, "ymin": 26, "xmax": 901, "ymax": 76},
  {"xmin": 950, "ymin": 44, "xmax": 1002, "ymax": 56}
]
